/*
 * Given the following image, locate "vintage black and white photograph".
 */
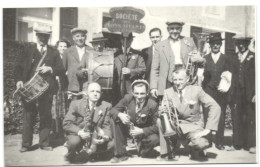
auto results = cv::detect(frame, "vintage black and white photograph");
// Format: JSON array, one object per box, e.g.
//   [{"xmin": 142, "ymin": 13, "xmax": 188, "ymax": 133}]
[{"xmin": 1, "ymin": 1, "xmax": 258, "ymax": 166}]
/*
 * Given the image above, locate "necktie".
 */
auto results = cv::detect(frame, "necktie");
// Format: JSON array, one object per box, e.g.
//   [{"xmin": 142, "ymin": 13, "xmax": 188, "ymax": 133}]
[
  {"xmin": 40, "ymin": 46, "xmax": 45, "ymax": 56},
  {"xmin": 179, "ymin": 90, "xmax": 183, "ymax": 103},
  {"xmin": 136, "ymin": 103, "xmax": 141, "ymax": 113},
  {"xmin": 90, "ymin": 104, "xmax": 95, "ymax": 120}
]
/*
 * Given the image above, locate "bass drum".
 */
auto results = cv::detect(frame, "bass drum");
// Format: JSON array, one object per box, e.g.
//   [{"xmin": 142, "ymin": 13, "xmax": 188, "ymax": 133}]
[{"xmin": 88, "ymin": 50, "xmax": 114, "ymax": 89}]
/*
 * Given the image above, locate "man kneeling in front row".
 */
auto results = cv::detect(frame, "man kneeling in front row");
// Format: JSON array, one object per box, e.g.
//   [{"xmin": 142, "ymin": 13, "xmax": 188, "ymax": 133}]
[
  {"xmin": 110, "ymin": 80, "xmax": 159, "ymax": 163},
  {"xmin": 157, "ymin": 68, "xmax": 221, "ymax": 160},
  {"xmin": 63, "ymin": 82, "xmax": 113, "ymax": 163}
]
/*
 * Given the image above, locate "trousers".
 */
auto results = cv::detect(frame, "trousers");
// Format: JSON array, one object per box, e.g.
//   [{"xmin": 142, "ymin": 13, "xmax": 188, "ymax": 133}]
[
  {"xmin": 204, "ymin": 87, "xmax": 227, "ymax": 146},
  {"xmin": 112, "ymin": 120, "xmax": 159, "ymax": 157},
  {"xmin": 157, "ymin": 119, "xmax": 210, "ymax": 155},
  {"xmin": 21, "ymin": 94, "xmax": 53, "ymax": 147}
]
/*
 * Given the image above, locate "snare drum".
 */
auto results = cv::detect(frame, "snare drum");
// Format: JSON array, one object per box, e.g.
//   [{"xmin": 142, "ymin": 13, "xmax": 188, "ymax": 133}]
[{"xmin": 18, "ymin": 73, "xmax": 49, "ymax": 102}]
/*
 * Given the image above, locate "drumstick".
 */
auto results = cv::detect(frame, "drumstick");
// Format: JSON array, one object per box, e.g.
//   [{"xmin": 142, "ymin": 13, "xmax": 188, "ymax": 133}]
[{"xmin": 35, "ymin": 63, "xmax": 45, "ymax": 73}]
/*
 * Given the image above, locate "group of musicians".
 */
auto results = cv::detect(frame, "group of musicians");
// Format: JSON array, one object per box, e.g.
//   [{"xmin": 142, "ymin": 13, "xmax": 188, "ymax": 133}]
[{"xmin": 15, "ymin": 20, "xmax": 256, "ymax": 163}]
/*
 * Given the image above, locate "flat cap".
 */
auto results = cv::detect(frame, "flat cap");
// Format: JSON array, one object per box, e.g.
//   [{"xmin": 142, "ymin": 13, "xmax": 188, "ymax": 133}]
[
  {"xmin": 71, "ymin": 28, "xmax": 88, "ymax": 35},
  {"xmin": 166, "ymin": 21, "xmax": 185, "ymax": 26},
  {"xmin": 131, "ymin": 79, "xmax": 149, "ymax": 90}
]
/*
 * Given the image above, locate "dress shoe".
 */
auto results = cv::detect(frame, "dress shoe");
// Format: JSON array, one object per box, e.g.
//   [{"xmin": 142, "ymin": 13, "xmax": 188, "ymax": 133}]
[
  {"xmin": 64, "ymin": 152, "xmax": 76, "ymax": 162},
  {"xmin": 189, "ymin": 149, "xmax": 208, "ymax": 160},
  {"xmin": 215, "ymin": 145, "xmax": 225, "ymax": 150},
  {"xmin": 20, "ymin": 147, "xmax": 29, "ymax": 153},
  {"xmin": 110, "ymin": 155, "xmax": 128, "ymax": 163},
  {"xmin": 249, "ymin": 147, "xmax": 256, "ymax": 154},
  {"xmin": 40, "ymin": 146, "xmax": 53, "ymax": 151},
  {"xmin": 156, "ymin": 155, "xmax": 176, "ymax": 161}
]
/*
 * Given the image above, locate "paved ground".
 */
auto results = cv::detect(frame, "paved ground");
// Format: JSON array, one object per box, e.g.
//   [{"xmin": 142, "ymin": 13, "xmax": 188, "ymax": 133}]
[{"xmin": 4, "ymin": 129, "xmax": 257, "ymax": 166}]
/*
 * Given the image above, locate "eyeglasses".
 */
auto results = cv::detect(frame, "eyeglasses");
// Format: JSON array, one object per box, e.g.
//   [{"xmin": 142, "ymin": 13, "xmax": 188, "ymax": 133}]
[{"xmin": 150, "ymin": 36, "xmax": 161, "ymax": 39}]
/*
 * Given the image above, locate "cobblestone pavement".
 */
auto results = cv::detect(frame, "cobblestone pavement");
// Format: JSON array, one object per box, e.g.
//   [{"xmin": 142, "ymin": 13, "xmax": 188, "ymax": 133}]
[{"xmin": 4, "ymin": 130, "xmax": 257, "ymax": 166}]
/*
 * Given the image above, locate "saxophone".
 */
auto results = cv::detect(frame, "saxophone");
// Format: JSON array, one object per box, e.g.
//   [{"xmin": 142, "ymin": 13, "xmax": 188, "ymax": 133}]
[{"xmin": 83, "ymin": 109, "xmax": 105, "ymax": 155}]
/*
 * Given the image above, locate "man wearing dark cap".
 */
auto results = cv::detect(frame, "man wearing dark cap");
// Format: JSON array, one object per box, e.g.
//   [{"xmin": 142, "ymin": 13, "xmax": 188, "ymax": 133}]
[
  {"xmin": 141, "ymin": 28, "xmax": 162, "ymax": 83},
  {"xmin": 15, "ymin": 24, "xmax": 65, "ymax": 152},
  {"xmin": 110, "ymin": 79, "xmax": 159, "ymax": 163},
  {"xmin": 150, "ymin": 21, "xmax": 204, "ymax": 102},
  {"xmin": 229, "ymin": 36, "xmax": 255, "ymax": 153},
  {"xmin": 113, "ymin": 32, "xmax": 146, "ymax": 104},
  {"xmin": 202, "ymin": 32, "xmax": 232, "ymax": 150},
  {"xmin": 62, "ymin": 28, "xmax": 92, "ymax": 101}
]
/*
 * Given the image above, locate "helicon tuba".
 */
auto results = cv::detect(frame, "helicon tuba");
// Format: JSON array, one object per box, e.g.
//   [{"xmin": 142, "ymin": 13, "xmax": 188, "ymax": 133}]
[
  {"xmin": 186, "ymin": 32, "xmax": 209, "ymax": 85},
  {"xmin": 159, "ymin": 93, "xmax": 180, "ymax": 138}
]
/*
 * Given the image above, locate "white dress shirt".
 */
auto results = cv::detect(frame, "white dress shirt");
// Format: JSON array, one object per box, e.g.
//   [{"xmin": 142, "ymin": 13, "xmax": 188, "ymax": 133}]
[
  {"xmin": 211, "ymin": 52, "xmax": 221, "ymax": 64},
  {"xmin": 238, "ymin": 50, "xmax": 249, "ymax": 63},
  {"xmin": 89, "ymin": 100, "xmax": 96, "ymax": 111},
  {"xmin": 37, "ymin": 43, "xmax": 47, "ymax": 54},
  {"xmin": 76, "ymin": 46, "xmax": 86, "ymax": 61},
  {"xmin": 170, "ymin": 39, "xmax": 182, "ymax": 65}
]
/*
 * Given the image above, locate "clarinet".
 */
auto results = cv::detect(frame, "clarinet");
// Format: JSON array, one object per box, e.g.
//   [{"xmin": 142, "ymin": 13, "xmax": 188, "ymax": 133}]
[{"xmin": 124, "ymin": 107, "xmax": 142, "ymax": 156}]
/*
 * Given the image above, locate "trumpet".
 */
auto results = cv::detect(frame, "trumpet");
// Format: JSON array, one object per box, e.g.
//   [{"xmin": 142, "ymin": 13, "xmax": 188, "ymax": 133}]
[{"xmin": 159, "ymin": 93, "xmax": 181, "ymax": 138}]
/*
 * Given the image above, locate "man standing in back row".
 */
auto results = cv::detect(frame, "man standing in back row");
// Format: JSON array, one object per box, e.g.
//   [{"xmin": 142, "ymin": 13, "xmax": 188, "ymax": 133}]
[
  {"xmin": 202, "ymin": 32, "xmax": 232, "ymax": 150},
  {"xmin": 141, "ymin": 28, "xmax": 162, "ymax": 83},
  {"xmin": 113, "ymin": 32, "xmax": 146, "ymax": 104},
  {"xmin": 150, "ymin": 21, "xmax": 204, "ymax": 102},
  {"xmin": 62, "ymin": 28, "xmax": 92, "ymax": 101},
  {"xmin": 229, "ymin": 36, "xmax": 256, "ymax": 153},
  {"xmin": 16, "ymin": 25, "xmax": 65, "ymax": 152}
]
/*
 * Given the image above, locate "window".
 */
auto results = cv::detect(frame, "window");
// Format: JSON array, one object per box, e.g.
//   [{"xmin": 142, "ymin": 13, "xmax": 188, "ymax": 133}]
[
  {"xmin": 16, "ymin": 8, "xmax": 53, "ymax": 42},
  {"xmin": 202, "ymin": 6, "xmax": 226, "ymax": 20}
]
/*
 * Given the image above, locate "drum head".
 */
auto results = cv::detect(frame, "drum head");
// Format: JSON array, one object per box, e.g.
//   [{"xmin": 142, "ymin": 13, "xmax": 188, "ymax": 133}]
[{"xmin": 88, "ymin": 50, "xmax": 114, "ymax": 89}]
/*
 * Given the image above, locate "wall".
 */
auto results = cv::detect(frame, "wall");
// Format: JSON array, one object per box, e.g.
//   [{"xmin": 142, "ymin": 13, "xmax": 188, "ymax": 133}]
[
  {"xmin": 78, "ymin": 7, "xmax": 101, "ymax": 46},
  {"xmin": 77, "ymin": 6, "xmax": 255, "ymax": 50}
]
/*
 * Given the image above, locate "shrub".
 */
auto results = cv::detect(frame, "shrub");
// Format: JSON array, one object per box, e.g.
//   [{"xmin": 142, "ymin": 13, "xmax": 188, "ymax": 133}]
[{"xmin": 3, "ymin": 40, "xmax": 40, "ymax": 134}]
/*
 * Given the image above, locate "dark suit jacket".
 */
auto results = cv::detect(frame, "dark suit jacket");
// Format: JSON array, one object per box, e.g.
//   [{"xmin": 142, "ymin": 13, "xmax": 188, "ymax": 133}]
[
  {"xmin": 229, "ymin": 51, "xmax": 255, "ymax": 102},
  {"xmin": 15, "ymin": 44, "xmax": 65, "ymax": 96},
  {"xmin": 62, "ymin": 45, "xmax": 92, "ymax": 92},
  {"xmin": 113, "ymin": 48, "xmax": 146, "ymax": 94},
  {"xmin": 63, "ymin": 97, "xmax": 112, "ymax": 138},
  {"xmin": 202, "ymin": 53, "xmax": 231, "ymax": 90},
  {"xmin": 150, "ymin": 37, "xmax": 197, "ymax": 95},
  {"xmin": 141, "ymin": 46, "xmax": 153, "ymax": 83},
  {"xmin": 164, "ymin": 85, "xmax": 221, "ymax": 134},
  {"xmin": 110, "ymin": 94, "xmax": 159, "ymax": 137}
]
